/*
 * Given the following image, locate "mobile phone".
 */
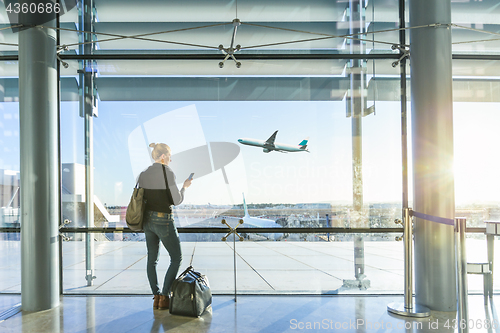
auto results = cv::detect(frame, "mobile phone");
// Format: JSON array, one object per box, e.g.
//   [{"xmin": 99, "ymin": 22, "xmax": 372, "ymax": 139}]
[{"xmin": 188, "ymin": 173, "xmax": 194, "ymax": 180}]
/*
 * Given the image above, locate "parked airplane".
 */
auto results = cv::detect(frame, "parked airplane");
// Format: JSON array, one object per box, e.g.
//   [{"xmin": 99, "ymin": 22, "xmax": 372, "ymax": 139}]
[
  {"xmin": 180, "ymin": 194, "xmax": 284, "ymax": 241},
  {"xmin": 239, "ymin": 194, "xmax": 284, "ymax": 241},
  {"xmin": 238, "ymin": 130, "xmax": 309, "ymax": 153}
]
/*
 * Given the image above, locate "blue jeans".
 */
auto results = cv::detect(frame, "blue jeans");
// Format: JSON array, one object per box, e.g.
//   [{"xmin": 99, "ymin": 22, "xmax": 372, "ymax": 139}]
[{"xmin": 143, "ymin": 211, "xmax": 182, "ymax": 296}]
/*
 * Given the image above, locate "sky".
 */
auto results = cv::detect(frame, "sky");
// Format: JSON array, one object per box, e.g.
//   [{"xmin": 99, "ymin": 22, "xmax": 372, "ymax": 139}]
[
  {"xmin": 60, "ymin": 99, "xmax": 404, "ymax": 206},
  {"xmin": 2, "ymin": 100, "xmax": 500, "ymax": 207}
]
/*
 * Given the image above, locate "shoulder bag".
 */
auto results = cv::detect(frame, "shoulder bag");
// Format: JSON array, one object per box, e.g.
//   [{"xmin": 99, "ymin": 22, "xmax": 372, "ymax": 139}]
[{"xmin": 125, "ymin": 181, "xmax": 146, "ymax": 231}]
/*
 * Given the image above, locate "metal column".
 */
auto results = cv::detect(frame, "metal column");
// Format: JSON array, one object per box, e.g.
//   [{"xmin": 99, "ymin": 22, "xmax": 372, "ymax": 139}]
[
  {"xmin": 347, "ymin": 0, "xmax": 366, "ymax": 215},
  {"xmin": 385, "ymin": 0, "xmax": 431, "ymax": 317},
  {"xmin": 343, "ymin": 0, "xmax": 370, "ymax": 290},
  {"xmin": 410, "ymin": 0, "xmax": 456, "ymax": 311},
  {"xmin": 19, "ymin": 18, "xmax": 60, "ymax": 310},
  {"xmin": 84, "ymin": 87, "xmax": 95, "ymax": 286},
  {"xmin": 399, "ymin": 0, "xmax": 409, "ymax": 214},
  {"xmin": 79, "ymin": 0, "xmax": 98, "ymax": 286}
]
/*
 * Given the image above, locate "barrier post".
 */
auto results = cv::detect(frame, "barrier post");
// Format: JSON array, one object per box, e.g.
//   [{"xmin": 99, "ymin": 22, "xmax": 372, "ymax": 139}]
[
  {"xmin": 455, "ymin": 217, "xmax": 469, "ymax": 333},
  {"xmin": 387, "ymin": 208, "xmax": 430, "ymax": 317},
  {"xmin": 403, "ymin": 207, "xmax": 413, "ymax": 309}
]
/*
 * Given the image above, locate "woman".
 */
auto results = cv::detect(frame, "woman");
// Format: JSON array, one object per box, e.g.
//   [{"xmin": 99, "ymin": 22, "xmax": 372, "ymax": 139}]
[{"xmin": 138, "ymin": 143, "xmax": 192, "ymax": 310}]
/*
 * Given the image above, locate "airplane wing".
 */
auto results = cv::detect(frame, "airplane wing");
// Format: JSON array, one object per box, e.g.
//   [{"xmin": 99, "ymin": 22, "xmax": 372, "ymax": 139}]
[{"xmin": 265, "ymin": 130, "xmax": 279, "ymax": 145}]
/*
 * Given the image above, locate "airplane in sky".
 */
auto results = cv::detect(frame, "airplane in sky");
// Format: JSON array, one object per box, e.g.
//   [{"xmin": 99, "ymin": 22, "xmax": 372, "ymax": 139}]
[{"xmin": 238, "ymin": 130, "xmax": 309, "ymax": 153}]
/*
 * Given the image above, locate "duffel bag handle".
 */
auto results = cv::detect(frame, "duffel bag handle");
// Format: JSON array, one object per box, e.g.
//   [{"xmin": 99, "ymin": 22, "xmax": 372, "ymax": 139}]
[
  {"xmin": 187, "ymin": 270, "xmax": 202, "ymax": 279},
  {"xmin": 178, "ymin": 266, "xmax": 206, "ymax": 282},
  {"xmin": 179, "ymin": 265, "xmax": 194, "ymax": 278}
]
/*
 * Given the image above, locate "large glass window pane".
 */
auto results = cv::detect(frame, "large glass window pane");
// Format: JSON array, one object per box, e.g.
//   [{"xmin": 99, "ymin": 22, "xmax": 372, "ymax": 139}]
[
  {"xmin": 1, "ymin": 0, "xmax": 498, "ymax": 298},
  {"xmin": 364, "ymin": 60, "xmax": 403, "ymax": 229},
  {"xmin": 452, "ymin": 1, "xmax": 500, "ymax": 55},
  {"xmin": 452, "ymin": 58, "xmax": 500, "ymax": 293},
  {"xmin": 57, "ymin": 0, "xmax": 400, "ymax": 57},
  {"xmin": 0, "ymin": 59, "xmax": 20, "ymax": 293},
  {"xmin": 57, "ymin": 55, "xmax": 408, "ymax": 294},
  {"xmin": 0, "ymin": 232, "xmax": 20, "ymax": 293}
]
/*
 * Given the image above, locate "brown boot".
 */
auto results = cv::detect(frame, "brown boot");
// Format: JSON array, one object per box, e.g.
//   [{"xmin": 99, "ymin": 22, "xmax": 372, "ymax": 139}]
[
  {"xmin": 159, "ymin": 295, "xmax": 169, "ymax": 310},
  {"xmin": 153, "ymin": 295, "xmax": 160, "ymax": 309}
]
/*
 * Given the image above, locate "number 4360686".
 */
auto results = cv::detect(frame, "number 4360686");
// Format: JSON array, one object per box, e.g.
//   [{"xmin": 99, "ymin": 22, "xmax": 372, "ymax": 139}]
[{"xmin": 6, "ymin": 2, "xmax": 61, "ymax": 14}]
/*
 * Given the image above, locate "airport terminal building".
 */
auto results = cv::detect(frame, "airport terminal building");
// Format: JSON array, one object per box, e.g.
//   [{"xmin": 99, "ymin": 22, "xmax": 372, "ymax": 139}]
[{"xmin": 0, "ymin": 0, "xmax": 499, "ymax": 332}]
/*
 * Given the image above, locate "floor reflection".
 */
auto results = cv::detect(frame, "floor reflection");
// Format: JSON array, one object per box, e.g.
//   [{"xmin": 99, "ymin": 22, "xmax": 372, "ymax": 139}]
[
  {"xmin": 0, "ymin": 294, "xmax": 498, "ymax": 332},
  {"xmin": 21, "ymin": 303, "xmax": 62, "ymax": 333},
  {"xmin": 150, "ymin": 306, "xmax": 213, "ymax": 333}
]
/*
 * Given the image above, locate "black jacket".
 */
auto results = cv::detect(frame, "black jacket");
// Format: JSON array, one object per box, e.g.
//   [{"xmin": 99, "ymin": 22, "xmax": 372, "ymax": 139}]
[{"xmin": 138, "ymin": 163, "xmax": 185, "ymax": 213}]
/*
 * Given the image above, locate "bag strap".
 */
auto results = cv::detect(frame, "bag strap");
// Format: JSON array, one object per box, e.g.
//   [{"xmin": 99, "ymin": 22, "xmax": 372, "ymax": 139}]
[
  {"xmin": 162, "ymin": 164, "xmax": 175, "ymax": 207},
  {"xmin": 179, "ymin": 265, "xmax": 194, "ymax": 278}
]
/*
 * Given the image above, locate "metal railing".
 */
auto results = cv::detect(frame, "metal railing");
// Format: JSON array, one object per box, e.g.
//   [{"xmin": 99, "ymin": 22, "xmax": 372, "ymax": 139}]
[
  {"xmin": 0, "ymin": 224, "xmax": 489, "ymax": 306},
  {"xmin": 0, "ymin": 226, "xmax": 486, "ymax": 233}
]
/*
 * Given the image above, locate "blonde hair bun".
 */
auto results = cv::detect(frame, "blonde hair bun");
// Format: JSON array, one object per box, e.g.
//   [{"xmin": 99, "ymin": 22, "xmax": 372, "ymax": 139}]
[{"xmin": 150, "ymin": 142, "xmax": 171, "ymax": 161}]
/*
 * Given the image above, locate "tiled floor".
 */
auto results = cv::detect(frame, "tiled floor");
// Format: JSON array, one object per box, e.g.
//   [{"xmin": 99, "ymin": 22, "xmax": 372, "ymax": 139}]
[
  {"xmin": 1, "ymin": 239, "xmax": 498, "ymax": 295},
  {"xmin": 0, "ymin": 294, "xmax": 499, "ymax": 332},
  {"xmin": 1, "ymin": 236, "xmax": 499, "ymax": 332}
]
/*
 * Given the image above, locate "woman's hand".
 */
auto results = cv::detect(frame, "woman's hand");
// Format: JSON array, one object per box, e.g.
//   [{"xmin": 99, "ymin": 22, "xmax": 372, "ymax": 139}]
[{"xmin": 183, "ymin": 178, "xmax": 192, "ymax": 189}]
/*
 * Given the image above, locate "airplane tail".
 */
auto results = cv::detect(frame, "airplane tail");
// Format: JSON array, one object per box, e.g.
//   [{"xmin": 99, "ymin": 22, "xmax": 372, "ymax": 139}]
[
  {"xmin": 298, "ymin": 138, "xmax": 308, "ymax": 150},
  {"xmin": 242, "ymin": 193, "xmax": 250, "ymax": 218}
]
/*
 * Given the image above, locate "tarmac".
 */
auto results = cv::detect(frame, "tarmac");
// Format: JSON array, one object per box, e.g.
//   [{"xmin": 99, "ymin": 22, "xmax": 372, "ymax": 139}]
[{"xmin": 0, "ymin": 238, "xmax": 498, "ymax": 295}]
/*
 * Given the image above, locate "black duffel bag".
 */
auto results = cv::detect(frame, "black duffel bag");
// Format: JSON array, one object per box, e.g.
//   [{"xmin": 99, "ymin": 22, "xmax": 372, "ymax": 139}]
[{"xmin": 169, "ymin": 266, "xmax": 212, "ymax": 317}]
